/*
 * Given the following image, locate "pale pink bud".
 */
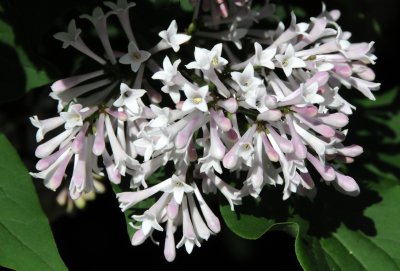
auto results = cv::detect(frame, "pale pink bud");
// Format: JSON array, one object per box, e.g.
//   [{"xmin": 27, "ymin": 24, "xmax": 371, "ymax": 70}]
[
  {"xmin": 268, "ymin": 126, "xmax": 293, "ymax": 153},
  {"xmin": 36, "ymin": 145, "xmax": 69, "ymax": 171},
  {"xmin": 211, "ymin": 109, "xmax": 232, "ymax": 132},
  {"xmin": 167, "ymin": 198, "xmax": 179, "ymax": 219},
  {"xmin": 35, "ymin": 129, "xmax": 75, "ymax": 158},
  {"xmin": 51, "ymin": 70, "xmax": 104, "ymax": 92},
  {"xmin": 263, "ymin": 95, "xmax": 278, "ymax": 109},
  {"xmin": 217, "ymin": 98, "xmax": 238, "ymax": 113},
  {"xmin": 261, "ymin": 133, "xmax": 279, "ymax": 162},
  {"xmin": 164, "ymin": 220, "xmax": 176, "ymax": 262},
  {"xmin": 306, "ymin": 153, "xmax": 335, "ymax": 181},
  {"xmin": 334, "ymin": 172, "xmax": 360, "ymax": 196},
  {"xmin": 45, "ymin": 152, "xmax": 73, "ymax": 191},
  {"xmin": 319, "ymin": 113, "xmax": 349, "ymax": 128},
  {"xmin": 329, "ymin": 9, "xmax": 341, "ymax": 21},
  {"xmin": 291, "ymin": 105, "xmax": 318, "ymax": 117},
  {"xmin": 295, "ymin": 114, "xmax": 335, "ymax": 138},
  {"xmin": 352, "ymin": 63, "xmax": 376, "ymax": 81},
  {"xmin": 93, "ymin": 113, "xmax": 105, "ymax": 156},
  {"xmin": 193, "ymin": 185, "xmax": 221, "ymax": 233},
  {"xmin": 337, "ymin": 145, "xmax": 363, "ymax": 157},
  {"xmin": 257, "ymin": 109, "xmax": 282, "ymax": 122},
  {"xmin": 333, "ymin": 63, "xmax": 352, "ymax": 78},
  {"xmin": 131, "ymin": 229, "xmax": 147, "ymax": 246}
]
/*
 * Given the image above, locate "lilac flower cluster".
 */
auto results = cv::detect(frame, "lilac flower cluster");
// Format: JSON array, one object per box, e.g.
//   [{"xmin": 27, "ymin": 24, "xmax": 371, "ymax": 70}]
[{"xmin": 30, "ymin": 0, "xmax": 379, "ymax": 261}]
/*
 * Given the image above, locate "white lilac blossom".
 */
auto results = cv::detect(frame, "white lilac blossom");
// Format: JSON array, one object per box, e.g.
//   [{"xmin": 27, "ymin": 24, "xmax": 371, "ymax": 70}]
[
  {"xmin": 30, "ymin": 0, "xmax": 379, "ymax": 262},
  {"xmin": 119, "ymin": 41, "xmax": 151, "ymax": 72},
  {"xmin": 158, "ymin": 20, "xmax": 191, "ymax": 52},
  {"xmin": 275, "ymin": 44, "xmax": 306, "ymax": 77},
  {"xmin": 181, "ymin": 84, "xmax": 209, "ymax": 112},
  {"xmin": 252, "ymin": 42, "xmax": 276, "ymax": 69},
  {"xmin": 151, "ymin": 56, "xmax": 183, "ymax": 103}
]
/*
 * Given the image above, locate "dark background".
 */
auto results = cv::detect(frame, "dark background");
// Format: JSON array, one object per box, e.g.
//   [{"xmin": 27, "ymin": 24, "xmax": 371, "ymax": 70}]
[{"xmin": 0, "ymin": 0, "xmax": 399, "ymax": 269}]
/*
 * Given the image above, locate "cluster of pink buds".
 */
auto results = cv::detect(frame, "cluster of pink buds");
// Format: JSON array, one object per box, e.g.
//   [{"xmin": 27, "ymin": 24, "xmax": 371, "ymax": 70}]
[{"xmin": 30, "ymin": 0, "xmax": 379, "ymax": 261}]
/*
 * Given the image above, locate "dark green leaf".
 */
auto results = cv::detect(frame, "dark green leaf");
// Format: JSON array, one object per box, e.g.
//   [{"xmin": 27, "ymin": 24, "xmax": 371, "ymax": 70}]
[
  {"xmin": 219, "ymin": 187, "xmax": 289, "ymax": 239},
  {"xmin": 0, "ymin": 18, "xmax": 50, "ymax": 103},
  {"xmin": 354, "ymin": 87, "xmax": 398, "ymax": 108},
  {"xmin": 221, "ymin": 180, "xmax": 400, "ymax": 270},
  {"xmin": 0, "ymin": 134, "xmax": 67, "ymax": 271},
  {"xmin": 180, "ymin": 0, "xmax": 193, "ymax": 12},
  {"xmin": 293, "ymin": 178, "xmax": 400, "ymax": 271}
]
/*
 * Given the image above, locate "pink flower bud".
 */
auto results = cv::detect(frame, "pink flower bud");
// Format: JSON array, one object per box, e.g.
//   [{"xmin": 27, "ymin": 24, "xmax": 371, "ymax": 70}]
[{"xmin": 218, "ymin": 98, "xmax": 238, "ymax": 113}]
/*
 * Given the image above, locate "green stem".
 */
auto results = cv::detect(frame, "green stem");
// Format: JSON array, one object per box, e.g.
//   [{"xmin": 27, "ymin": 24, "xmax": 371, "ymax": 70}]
[{"xmin": 238, "ymin": 108, "xmax": 258, "ymax": 119}]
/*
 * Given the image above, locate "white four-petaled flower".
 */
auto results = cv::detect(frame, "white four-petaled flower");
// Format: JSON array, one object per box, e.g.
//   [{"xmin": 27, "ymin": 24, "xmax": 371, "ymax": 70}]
[
  {"xmin": 114, "ymin": 83, "xmax": 146, "ymax": 115},
  {"xmin": 186, "ymin": 43, "xmax": 228, "ymax": 71},
  {"xmin": 53, "ymin": 20, "xmax": 81, "ymax": 48},
  {"xmin": 132, "ymin": 212, "xmax": 163, "ymax": 236},
  {"xmin": 162, "ymin": 175, "xmax": 194, "ymax": 204},
  {"xmin": 152, "ymin": 56, "xmax": 182, "ymax": 103},
  {"xmin": 275, "ymin": 44, "xmax": 306, "ymax": 77},
  {"xmin": 231, "ymin": 63, "xmax": 262, "ymax": 93},
  {"xmin": 60, "ymin": 104, "xmax": 84, "ymax": 129},
  {"xmin": 252, "ymin": 42, "xmax": 276, "ymax": 69},
  {"xmin": 159, "ymin": 20, "xmax": 191, "ymax": 52},
  {"xmin": 119, "ymin": 41, "xmax": 151, "ymax": 72},
  {"xmin": 181, "ymin": 84, "xmax": 209, "ymax": 112}
]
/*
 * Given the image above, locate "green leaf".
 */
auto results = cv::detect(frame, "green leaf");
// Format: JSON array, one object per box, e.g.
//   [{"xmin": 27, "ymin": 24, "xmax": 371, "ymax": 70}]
[
  {"xmin": 0, "ymin": 134, "xmax": 67, "ymax": 271},
  {"xmin": 354, "ymin": 87, "xmax": 398, "ymax": 108},
  {"xmin": 221, "ymin": 179, "xmax": 400, "ymax": 270},
  {"xmin": 219, "ymin": 187, "xmax": 289, "ymax": 239},
  {"xmin": 294, "ymin": 179, "xmax": 400, "ymax": 271},
  {"xmin": 0, "ymin": 17, "xmax": 50, "ymax": 103},
  {"xmin": 180, "ymin": 0, "xmax": 193, "ymax": 12}
]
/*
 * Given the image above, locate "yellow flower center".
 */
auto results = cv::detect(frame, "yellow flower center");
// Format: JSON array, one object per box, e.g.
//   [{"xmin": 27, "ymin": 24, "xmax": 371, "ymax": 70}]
[
  {"xmin": 211, "ymin": 56, "xmax": 219, "ymax": 66},
  {"xmin": 242, "ymin": 143, "xmax": 250, "ymax": 150},
  {"xmin": 132, "ymin": 52, "xmax": 141, "ymax": 60},
  {"xmin": 192, "ymin": 97, "xmax": 203, "ymax": 104},
  {"xmin": 282, "ymin": 58, "xmax": 289, "ymax": 67},
  {"xmin": 306, "ymin": 55, "xmax": 316, "ymax": 61},
  {"xmin": 174, "ymin": 181, "xmax": 183, "ymax": 187}
]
